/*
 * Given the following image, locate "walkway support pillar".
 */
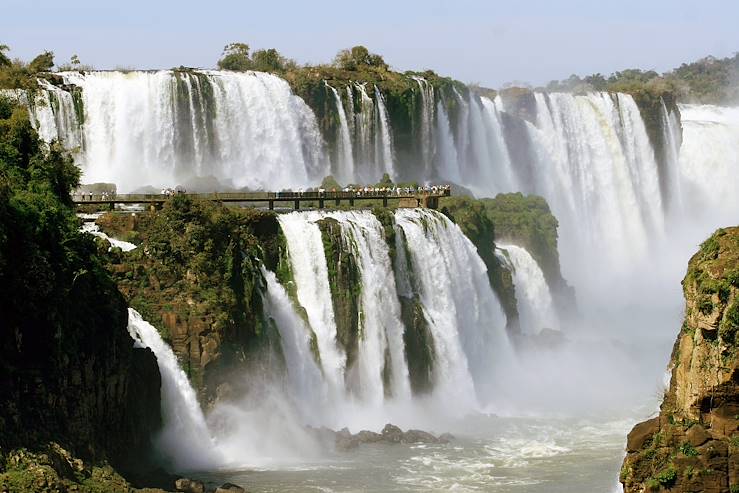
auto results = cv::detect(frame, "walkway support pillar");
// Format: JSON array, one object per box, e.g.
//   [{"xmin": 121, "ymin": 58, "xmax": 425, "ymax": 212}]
[{"xmin": 294, "ymin": 199, "xmax": 300, "ymax": 210}]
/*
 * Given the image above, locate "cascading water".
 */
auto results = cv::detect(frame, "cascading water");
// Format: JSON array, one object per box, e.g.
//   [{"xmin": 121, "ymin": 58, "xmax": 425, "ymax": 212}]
[
  {"xmin": 524, "ymin": 92, "xmax": 663, "ymax": 290},
  {"xmin": 329, "ymin": 211, "xmax": 411, "ymax": 405},
  {"xmin": 434, "ymin": 99, "xmax": 462, "ymax": 183},
  {"xmin": 354, "ymin": 83, "xmax": 377, "ymax": 182},
  {"xmin": 660, "ymin": 99, "xmax": 683, "ymax": 216},
  {"xmin": 411, "ymin": 77, "xmax": 435, "ymax": 175},
  {"xmin": 50, "ymin": 70, "xmax": 326, "ymax": 192},
  {"xmin": 495, "ymin": 244, "xmax": 559, "ymax": 335},
  {"xmin": 79, "ymin": 215, "xmax": 137, "ymax": 251},
  {"xmin": 374, "ymin": 85, "xmax": 396, "ymax": 179},
  {"xmin": 678, "ymin": 103, "xmax": 739, "ymax": 226},
  {"xmin": 326, "ymin": 82, "xmax": 354, "ymax": 183},
  {"xmin": 127, "ymin": 308, "xmax": 219, "ymax": 471},
  {"xmin": 394, "ymin": 208, "xmax": 512, "ymax": 410},
  {"xmin": 276, "ymin": 211, "xmax": 347, "ymax": 394},
  {"xmin": 260, "ymin": 266, "xmax": 327, "ymax": 424}
]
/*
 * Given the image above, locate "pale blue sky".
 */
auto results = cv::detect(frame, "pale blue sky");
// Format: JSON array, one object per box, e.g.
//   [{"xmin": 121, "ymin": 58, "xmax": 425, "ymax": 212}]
[{"xmin": 2, "ymin": 0, "xmax": 737, "ymax": 87}]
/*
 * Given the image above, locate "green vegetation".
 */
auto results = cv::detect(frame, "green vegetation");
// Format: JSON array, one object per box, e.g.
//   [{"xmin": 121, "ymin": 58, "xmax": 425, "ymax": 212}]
[
  {"xmin": 103, "ymin": 197, "xmax": 283, "ymax": 398},
  {"xmin": 217, "ymin": 42, "xmax": 296, "ymax": 73},
  {"xmin": 545, "ymin": 53, "xmax": 739, "ymax": 104},
  {"xmin": 0, "ymin": 96, "xmax": 159, "ymax": 489},
  {"xmin": 679, "ymin": 442, "xmax": 699, "ymax": 457}
]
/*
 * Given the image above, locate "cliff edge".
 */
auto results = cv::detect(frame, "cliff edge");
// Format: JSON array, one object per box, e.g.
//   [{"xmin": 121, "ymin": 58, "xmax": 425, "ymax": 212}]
[{"xmin": 621, "ymin": 227, "xmax": 739, "ymax": 493}]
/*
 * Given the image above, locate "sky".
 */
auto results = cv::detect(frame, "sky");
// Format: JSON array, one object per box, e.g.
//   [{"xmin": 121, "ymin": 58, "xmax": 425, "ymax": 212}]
[{"xmin": 2, "ymin": 0, "xmax": 738, "ymax": 88}]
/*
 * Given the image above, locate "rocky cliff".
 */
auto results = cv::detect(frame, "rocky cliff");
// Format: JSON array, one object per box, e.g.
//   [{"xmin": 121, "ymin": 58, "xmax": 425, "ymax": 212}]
[
  {"xmin": 99, "ymin": 196, "xmax": 284, "ymax": 406},
  {"xmin": 0, "ymin": 99, "xmax": 162, "ymax": 491},
  {"xmin": 621, "ymin": 227, "xmax": 739, "ymax": 493}
]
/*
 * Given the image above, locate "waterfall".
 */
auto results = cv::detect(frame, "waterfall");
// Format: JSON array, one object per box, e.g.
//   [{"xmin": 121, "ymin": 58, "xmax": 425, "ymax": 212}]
[
  {"xmin": 374, "ymin": 85, "xmax": 396, "ymax": 179},
  {"xmin": 329, "ymin": 211, "xmax": 411, "ymax": 405},
  {"xmin": 434, "ymin": 99, "xmax": 462, "ymax": 183},
  {"xmin": 660, "ymin": 100, "xmax": 683, "ymax": 215},
  {"xmin": 524, "ymin": 92, "xmax": 663, "ymax": 285},
  {"xmin": 412, "ymin": 77, "xmax": 435, "ymax": 175},
  {"xmin": 261, "ymin": 266, "xmax": 327, "ymax": 423},
  {"xmin": 354, "ymin": 83, "xmax": 377, "ymax": 182},
  {"xmin": 326, "ymin": 82, "xmax": 354, "ymax": 184},
  {"xmin": 394, "ymin": 209, "xmax": 511, "ymax": 409},
  {"xmin": 678, "ymin": 103, "xmax": 739, "ymax": 226},
  {"xmin": 51, "ymin": 70, "xmax": 326, "ymax": 192},
  {"xmin": 127, "ymin": 308, "xmax": 219, "ymax": 470},
  {"xmin": 277, "ymin": 211, "xmax": 347, "ymax": 394},
  {"xmin": 495, "ymin": 244, "xmax": 559, "ymax": 335},
  {"xmin": 479, "ymin": 96, "xmax": 517, "ymax": 193},
  {"xmin": 80, "ymin": 215, "xmax": 137, "ymax": 251}
]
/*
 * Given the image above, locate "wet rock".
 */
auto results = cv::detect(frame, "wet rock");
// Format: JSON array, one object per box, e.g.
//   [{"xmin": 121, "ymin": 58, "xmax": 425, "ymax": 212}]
[
  {"xmin": 626, "ymin": 417, "xmax": 659, "ymax": 452},
  {"xmin": 438, "ymin": 433, "xmax": 455, "ymax": 443},
  {"xmin": 215, "ymin": 483, "xmax": 246, "ymax": 493},
  {"xmin": 381, "ymin": 424, "xmax": 404, "ymax": 443},
  {"xmin": 175, "ymin": 477, "xmax": 205, "ymax": 493},
  {"xmin": 402, "ymin": 429, "xmax": 441, "ymax": 444},
  {"xmin": 356, "ymin": 430, "xmax": 383, "ymax": 443}
]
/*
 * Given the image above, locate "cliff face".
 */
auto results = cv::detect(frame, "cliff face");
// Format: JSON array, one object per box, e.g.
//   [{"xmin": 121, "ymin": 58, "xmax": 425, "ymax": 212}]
[
  {"xmin": 621, "ymin": 227, "xmax": 739, "ymax": 493},
  {"xmin": 0, "ymin": 102, "xmax": 161, "ymax": 491},
  {"xmin": 100, "ymin": 197, "xmax": 283, "ymax": 405}
]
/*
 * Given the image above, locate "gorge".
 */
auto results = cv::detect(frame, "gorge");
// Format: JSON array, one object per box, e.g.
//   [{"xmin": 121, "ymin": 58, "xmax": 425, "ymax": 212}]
[{"xmin": 1, "ymin": 47, "xmax": 739, "ymax": 493}]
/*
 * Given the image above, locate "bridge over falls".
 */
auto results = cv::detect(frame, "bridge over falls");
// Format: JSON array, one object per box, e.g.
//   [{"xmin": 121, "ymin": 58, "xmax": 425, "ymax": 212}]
[{"xmin": 73, "ymin": 188, "xmax": 451, "ymax": 211}]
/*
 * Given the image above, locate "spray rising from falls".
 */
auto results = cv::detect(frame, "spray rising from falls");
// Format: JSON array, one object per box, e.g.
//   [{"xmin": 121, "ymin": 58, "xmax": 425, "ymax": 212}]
[
  {"xmin": 495, "ymin": 244, "xmax": 559, "ymax": 335},
  {"xmin": 52, "ymin": 70, "xmax": 326, "ymax": 192},
  {"xmin": 127, "ymin": 308, "xmax": 219, "ymax": 471}
]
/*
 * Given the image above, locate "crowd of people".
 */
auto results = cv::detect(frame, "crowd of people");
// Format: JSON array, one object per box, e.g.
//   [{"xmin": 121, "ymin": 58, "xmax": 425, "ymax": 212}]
[{"xmin": 302, "ymin": 184, "xmax": 451, "ymax": 197}]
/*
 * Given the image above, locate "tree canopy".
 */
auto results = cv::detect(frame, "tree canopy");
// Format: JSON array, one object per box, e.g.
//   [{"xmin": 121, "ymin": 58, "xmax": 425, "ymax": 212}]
[{"xmin": 334, "ymin": 46, "xmax": 388, "ymax": 71}]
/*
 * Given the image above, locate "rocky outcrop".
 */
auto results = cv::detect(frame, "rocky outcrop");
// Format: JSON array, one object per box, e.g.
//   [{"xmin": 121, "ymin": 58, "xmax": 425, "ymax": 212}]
[
  {"xmin": 100, "ymin": 197, "xmax": 283, "ymax": 406},
  {"xmin": 0, "ymin": 101, "xmax": 161, "ymax": 490},
  {"xmin": 621, "ymin": 227, "xmax": 739, "ymax": 493},
  {"xmin": 312, "ymin": 424, "xmax": 453, "ymax": 451}
]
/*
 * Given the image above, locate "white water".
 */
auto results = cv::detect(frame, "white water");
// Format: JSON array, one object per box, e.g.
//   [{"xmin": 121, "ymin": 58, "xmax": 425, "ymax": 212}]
[
  {"xmin": 326, "ymin": 82, "xmax": 354, "ymax": 184},
  {"xmin": 330, "ymin": 211, "xmax": 411, "ymax": 405},
  {"xmin": 678, "ymin": 103, "xmax": 739, "ymax": 226},
  {"xmin": 394, "ymin": 209, "xmax": 513, "ymax": 411},
  {"xmin": 496, "ymin": 244, "xmax": 559, "ymax": 335},
  {"xmin": 79, "ymin": 215, "xmax": 137, "ymax": 252},
  {"xmin": 412, "ymin": 77, "xmax": 435, "ymax": 176},
  {"xmin": 277, "ymin": 211, "xmax": 346, "ymax": 395},
  {"xmin": 261, "ymin": 266, "xmax": 326, "ymax": 424},
  {"xmin": 374, "ymin": 85, "xmax": 396, "ymax": 180},
  {"xmin": 126, "ymin": 308, "xmax": 219, "ymax": 471},
  {"xmin": 55, "ymin": 70, "xmax": 326, "ymax": 192}
]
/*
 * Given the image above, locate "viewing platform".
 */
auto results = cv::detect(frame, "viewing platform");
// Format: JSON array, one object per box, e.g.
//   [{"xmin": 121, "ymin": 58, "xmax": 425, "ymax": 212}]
[{"xmin": 72, "ymin": 187, "xmax": 452, "ymax": 211}]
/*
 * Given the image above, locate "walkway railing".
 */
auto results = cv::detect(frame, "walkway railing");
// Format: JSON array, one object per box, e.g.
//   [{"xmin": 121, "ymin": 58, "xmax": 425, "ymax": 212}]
[{"xmin": 73, "ymin": 188, "xmax": 451, "ymax": 210}]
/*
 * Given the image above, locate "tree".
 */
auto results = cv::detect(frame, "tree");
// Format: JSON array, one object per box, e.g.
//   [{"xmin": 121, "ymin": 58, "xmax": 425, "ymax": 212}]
[
  {"xmin": 0, "ymin": 44, "xmax": 10, "ymax": 68},
  {"xmin": 334, "ymin": 45, "xmax": 388, "ymax": 71},
  {"xmin": 28, "ymin": 51, "xmax": 54, "ymax": 73},
  {"xmin": 251, "ymin": 48, "xmax": 289, "ymax": 72},
  {"xmin": 70, "ymin": 54, "xmax": 80, "ymax": 66},
  {"xmin": 217, "ymin": 43, "xmax": 252, "ymax": 71}
]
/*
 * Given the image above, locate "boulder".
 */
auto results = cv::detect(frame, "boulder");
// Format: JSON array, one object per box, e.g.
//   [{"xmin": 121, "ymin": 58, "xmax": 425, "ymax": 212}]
[
  {"xmin": 175, "ymin": 477, "xmax": 205, "ymax": 493},
  {"xmin": 626, "ymin": 417, "xmax": 659, "ymax": 452},
  {"xmin": 356, "ymin": 430, "xmax": 383, "ymax": 443},
  {"xmin": 215, "ymin": 483, "xmax": 246, "ymax": 493},
  {"xmin": 381, "ymin": 424, "xmax": 404, "ymax": 443},
  {"xmin": 402, "ymin": 429, "xmax": 440, "ymax": 444},
  {"xmin": 438, "ymin": 433, "xmax": 455, "ymax": 443}
]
